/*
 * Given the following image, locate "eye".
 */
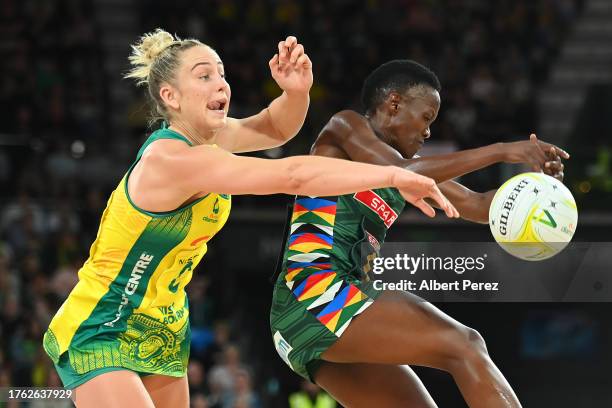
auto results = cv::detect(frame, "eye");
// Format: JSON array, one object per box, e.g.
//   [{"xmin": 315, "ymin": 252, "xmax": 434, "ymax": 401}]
[{"xmin": 200, "ymin": 74, "xmax": 210, "ymax": 80}]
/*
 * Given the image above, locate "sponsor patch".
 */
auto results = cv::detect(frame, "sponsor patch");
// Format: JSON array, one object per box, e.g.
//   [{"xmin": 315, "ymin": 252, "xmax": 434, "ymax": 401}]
[
  {"xmin": 353, "ymin": 190, "xmax": 398, "ymax": 227},
  {"xmin": 273, "ymin": 331, "xmax": 294, "ymax": 370},
  {"xmin": 365, "ymin": 231, "xmax": 381, "ymax": 251}
]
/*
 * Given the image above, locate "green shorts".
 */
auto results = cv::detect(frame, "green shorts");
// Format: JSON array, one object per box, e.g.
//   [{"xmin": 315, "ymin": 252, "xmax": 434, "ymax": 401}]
[
  {"xmin": 270, "ymin": 275, "xmax": 380, "ymax": 381},
  {"xmin": 54, "ymin": 352, "xmax": 155, "ymax": 389},
  {"xmin": 46, "ymin": 313, "xmax": 191, "ymax": 389}
]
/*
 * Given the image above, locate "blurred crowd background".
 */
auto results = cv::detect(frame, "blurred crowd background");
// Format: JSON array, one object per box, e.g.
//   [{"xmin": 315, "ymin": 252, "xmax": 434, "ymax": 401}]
[{"xmin": 1, "ymin": 0, "xmax": 611, "ymax": 407}]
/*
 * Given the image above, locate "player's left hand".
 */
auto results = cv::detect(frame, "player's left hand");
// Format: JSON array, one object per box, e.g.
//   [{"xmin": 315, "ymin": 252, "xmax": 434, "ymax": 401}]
[
  {"xmin": 269, "ymin": 36, "xmax": 313, "ymax": 95},
  {"xmin": 543, "ymin": 146, "xmax": 565, "ymax": 181}
]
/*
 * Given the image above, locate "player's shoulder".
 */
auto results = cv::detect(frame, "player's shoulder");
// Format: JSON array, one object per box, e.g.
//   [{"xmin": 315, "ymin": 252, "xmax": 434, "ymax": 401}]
[
  {"xmin": 330, "ymin": 109, "xmax": 367, "ymax": 125},
  {"xmin": 141, "ymin": 137, "xmax": 191, "ymax": 160},
  {"xmin": 322, "ymin": 110, "xmax": 368, "ymax": 139}
]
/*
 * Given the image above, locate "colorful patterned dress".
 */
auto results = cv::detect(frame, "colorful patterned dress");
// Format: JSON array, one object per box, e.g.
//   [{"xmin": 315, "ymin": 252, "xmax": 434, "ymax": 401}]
[{"xmin": 270, "ymin": 188, "xmax": 405, "ymax": 380}]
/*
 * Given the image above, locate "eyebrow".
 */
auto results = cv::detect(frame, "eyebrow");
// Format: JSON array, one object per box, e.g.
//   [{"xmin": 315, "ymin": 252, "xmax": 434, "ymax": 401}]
[{"xmin": 191, "ymin": 61, "xmax": 224, "ymax": 71}]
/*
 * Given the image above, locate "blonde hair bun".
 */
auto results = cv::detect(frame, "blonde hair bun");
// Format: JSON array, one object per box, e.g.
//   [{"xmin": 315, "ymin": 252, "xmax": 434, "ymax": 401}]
[{"xmin": 125, "ymin": 29, "xmax": 177, "ymax": 85}]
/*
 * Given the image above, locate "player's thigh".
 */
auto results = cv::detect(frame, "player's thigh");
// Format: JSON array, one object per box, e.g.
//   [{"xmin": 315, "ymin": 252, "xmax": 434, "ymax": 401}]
[
  {"xmin": 141, "ymin": 373, "xmax": 189, "ymax": 408},
  {"xmin": 74, "ymin": 370, "xmax": 155, "ymax": 408},
  {"xmin": 314, "ymin": 361, "xmax": 437, "ymax": 408},
  {"xmin": 321, "ymin": 290, "xmax": 479, "ymax": 369}
]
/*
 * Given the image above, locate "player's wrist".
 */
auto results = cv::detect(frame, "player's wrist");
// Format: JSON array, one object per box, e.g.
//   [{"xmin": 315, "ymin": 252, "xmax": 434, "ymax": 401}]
[
  {"xmin": 492, "ymin": 142, "xmax": 510, "ymax": 163},
  {"xmin": 282, "ymin": 88, "xmax": 310, "ymax": 99},
  {"xmin": 390, "ymin": 166, "xmax": 419, "ymax": 190}
]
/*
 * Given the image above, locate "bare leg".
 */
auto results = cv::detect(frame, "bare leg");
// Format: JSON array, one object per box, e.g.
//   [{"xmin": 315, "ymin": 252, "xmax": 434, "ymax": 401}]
[
  {"xmin": 74, "ymin": 370, "xmax": 155, "ymax": 408},
  {"xmin": 320, "ymin": 291, "xmax": 521, "ymax": 408},
  {"xmin": 142, "ymin": 374, "xmax": 189, "ymax": 408},
  {"xmin": 314, "ymin": 361, "xmax": 437, "ymax": 408}
]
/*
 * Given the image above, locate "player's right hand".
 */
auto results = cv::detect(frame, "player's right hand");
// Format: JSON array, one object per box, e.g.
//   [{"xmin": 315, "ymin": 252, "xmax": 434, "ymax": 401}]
[
  {"xmin": 502, "ymin": 133, "xmax": 570, "ymax": 174},
  {"xmin": 395, "ymin": 171, "xmax": 460, "ymax": 219},
  {"xmin": 269, "ymin": 36, "xmax": 313, "ymax": 95}
]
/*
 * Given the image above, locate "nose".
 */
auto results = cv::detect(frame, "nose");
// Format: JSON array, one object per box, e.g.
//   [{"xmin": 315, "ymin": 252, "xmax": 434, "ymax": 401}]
[
  {"xmin": 423, "ymin": 127, "xmax": 431, "ymax": 139},
  {"xmin": 217, "ymin": 76, "xmax": 230, "ymax": 93}
]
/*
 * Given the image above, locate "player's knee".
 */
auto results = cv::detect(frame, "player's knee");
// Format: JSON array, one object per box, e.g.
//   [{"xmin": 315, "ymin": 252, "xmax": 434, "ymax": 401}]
[
  {"xmin": 443, "ymin": 326, "xmax": 490, "ymax": 373},
  {"xmin": 464, "ymin": 327, "xmax": 488, "ymax": 354}
]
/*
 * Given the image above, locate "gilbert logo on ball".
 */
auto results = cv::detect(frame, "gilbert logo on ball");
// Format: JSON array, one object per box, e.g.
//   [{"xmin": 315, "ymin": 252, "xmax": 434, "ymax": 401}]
[{"xmin": 488, "ymin": 172, "xmax": 578, "ymax": 261}]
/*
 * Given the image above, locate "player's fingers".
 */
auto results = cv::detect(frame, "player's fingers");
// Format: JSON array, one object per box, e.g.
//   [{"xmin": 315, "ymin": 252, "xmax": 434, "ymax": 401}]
[
  {"xmin": 413, "ymin": 198, "xmax": 436, "ymax": 218},
  {"xmin": 541, "ymin": 141, "xmax": 570, "ymax": 160},
  {"xmin": 278, "ymin": 41, "xmax": 288, "ymax": 62},
  {"xmin": 289, "ymin": 44, "xmax": 304, "ymax": 63},
  {"xmin": 544, "ymin": 146, "xmax": 557, "ymax": 161},
  {"xmin": 269, "ymin": 53, "xmax": 279, "ymax": 68},
  {"xmin": 545, "ymin": 160, "xmax": 563, "ymax": 172},
  {"xmin": 284, "ymin": 35, "xmax": 297, "ymax": 49},
  {"xmin": 428, "ymin": 186, "xmax": 458, "ymax": 218},
  {"xmin": 296, "ymin": 53, "xmax": 311, "ymax": 69},
  {"xmin": 529, "ymin": 134, "xmax": 549, "ymax": 162},
  {"xmin": 551, "ymin": 144, "xmax": 570, "ymax": 159}
]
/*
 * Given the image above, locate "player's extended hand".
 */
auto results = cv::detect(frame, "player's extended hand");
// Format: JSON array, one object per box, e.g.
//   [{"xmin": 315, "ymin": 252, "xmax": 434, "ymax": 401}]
[
  {"xmin": 395, "ymin": 171, "xmax": 460, "ymax": 218},
  {"xmin": 543, "ymin": 143, "xmax": 566, "ymax": 181},
  {"xmin": 502, "ymin": 133, "xmax": 570, "ymax": 175},
  {"xmin": 502, "ymin": 133, "xmax": 569, "ymax": 176},
  {"xmin": 269, "ymin": 36, "xmax": 313, "ymax": 95}
]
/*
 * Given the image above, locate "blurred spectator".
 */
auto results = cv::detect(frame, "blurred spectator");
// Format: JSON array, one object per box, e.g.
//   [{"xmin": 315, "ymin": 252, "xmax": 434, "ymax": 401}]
[
  {"xmin": 289, "ymin": 380, "xmax": 336, "ymax": 408},
  {"xmin": 189, "ymin": 360, "xmax": 208, "ymax": 397},
  {"xmin": 209, "ymin": 344, "xmax": 248, "ymax": 395},
  {"xmin": 192, "ymin": 392, "xmax": 210, "ymax": 408},
  {"xmin": 0, "ymin": 2, "xmax": 589, "ymax": 407},
  {"xmin": 222, "ymin": 368, "xmax": 261, "ymax": 408}
]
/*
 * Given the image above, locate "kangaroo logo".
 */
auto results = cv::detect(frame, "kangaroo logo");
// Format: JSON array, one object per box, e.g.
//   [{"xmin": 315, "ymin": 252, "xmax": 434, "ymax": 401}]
[{"xmin": 168, "ymin": 259, "xmax": 194, "ymax": 293}]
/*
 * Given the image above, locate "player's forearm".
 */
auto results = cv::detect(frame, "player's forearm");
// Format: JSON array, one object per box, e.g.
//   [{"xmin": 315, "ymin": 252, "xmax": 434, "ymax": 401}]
[
  {"xmin": 266, "ymin": 90, "xmax": 310, "ymax": 140},
  {"xmin": 402, "ymin": 144, "xmax": 504, "ymax": 183},
  {"xmin": 458, "ymin": 190, "xmax": 497, "ymax": 224},
  {"xmin": 219, "ymin": 154, "xmax": 401, "ymax": 196}
]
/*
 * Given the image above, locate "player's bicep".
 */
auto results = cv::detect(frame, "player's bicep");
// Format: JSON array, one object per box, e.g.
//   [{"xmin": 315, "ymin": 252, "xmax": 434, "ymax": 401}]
[
  {"xmin": 154, "ymin": 144, "xmax": 241, "ymax": 194},
  {"xmin": 154, "ymin": 144, "xmax": 295, "ymax": 196},
  {"xmin": 324, "ymin": 111, "xmax": 405, "ymax": 165}
]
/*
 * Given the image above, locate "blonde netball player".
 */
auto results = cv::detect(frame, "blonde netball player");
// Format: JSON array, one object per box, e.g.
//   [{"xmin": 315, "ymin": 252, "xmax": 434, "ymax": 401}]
[{"xmin": 42, "ymin": 30, "xmax": 458, "ymax": 408}]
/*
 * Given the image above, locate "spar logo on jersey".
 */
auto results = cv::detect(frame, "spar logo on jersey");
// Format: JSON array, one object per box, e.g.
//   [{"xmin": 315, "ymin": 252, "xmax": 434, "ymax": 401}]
[
  {"xmin": 365, "ymin": 231, "xmax": 381, "ymax": 252},
  {"xmin": 353, "ymin": 190, "xmax": 398, "ymax": 227}
]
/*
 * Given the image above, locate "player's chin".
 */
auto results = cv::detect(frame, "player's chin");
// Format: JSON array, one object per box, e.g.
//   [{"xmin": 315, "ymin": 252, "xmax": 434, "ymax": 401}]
[{"xmin": 204, "ymin": 111, "xmax": 228, "ymax": 129}]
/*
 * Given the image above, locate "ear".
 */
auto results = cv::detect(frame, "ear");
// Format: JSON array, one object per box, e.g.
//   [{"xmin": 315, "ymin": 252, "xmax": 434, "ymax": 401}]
[
  {"xmin": 385, "ymin": 92, "xmax": 402, "ymax": 116},
  {"xmin": 159, "ymin": 84, "xmax": 180, "ymax": 111}
]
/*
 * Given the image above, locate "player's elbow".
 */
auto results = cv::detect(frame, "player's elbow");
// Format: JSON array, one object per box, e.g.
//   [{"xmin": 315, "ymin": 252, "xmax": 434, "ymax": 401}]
[{"xmin": 284, "ymin": 161, "xmax": 307, "ymax": 193}]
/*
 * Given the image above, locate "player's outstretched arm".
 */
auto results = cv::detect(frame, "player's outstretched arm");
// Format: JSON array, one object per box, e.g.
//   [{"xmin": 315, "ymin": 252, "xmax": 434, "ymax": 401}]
[
  {"xmin": 217, "ymin": 36, "xmax": 312, "ymax": 153},
  {"xmin": 129, "ymin": 139, "xmax": 459, "ymax": 219},
  {"xmin": 319, "ymin": 110, "xmax": 568, "ymax": 183},
  {"xmin": 434, "ymin": 182, "xmax": 496, "ymax": 224}
]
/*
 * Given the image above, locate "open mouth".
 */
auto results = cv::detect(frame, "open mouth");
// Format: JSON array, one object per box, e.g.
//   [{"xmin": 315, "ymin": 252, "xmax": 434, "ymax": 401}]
[{"xmin": 206, "ymin": 98, "xmax": 228, "ymax": 112}]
